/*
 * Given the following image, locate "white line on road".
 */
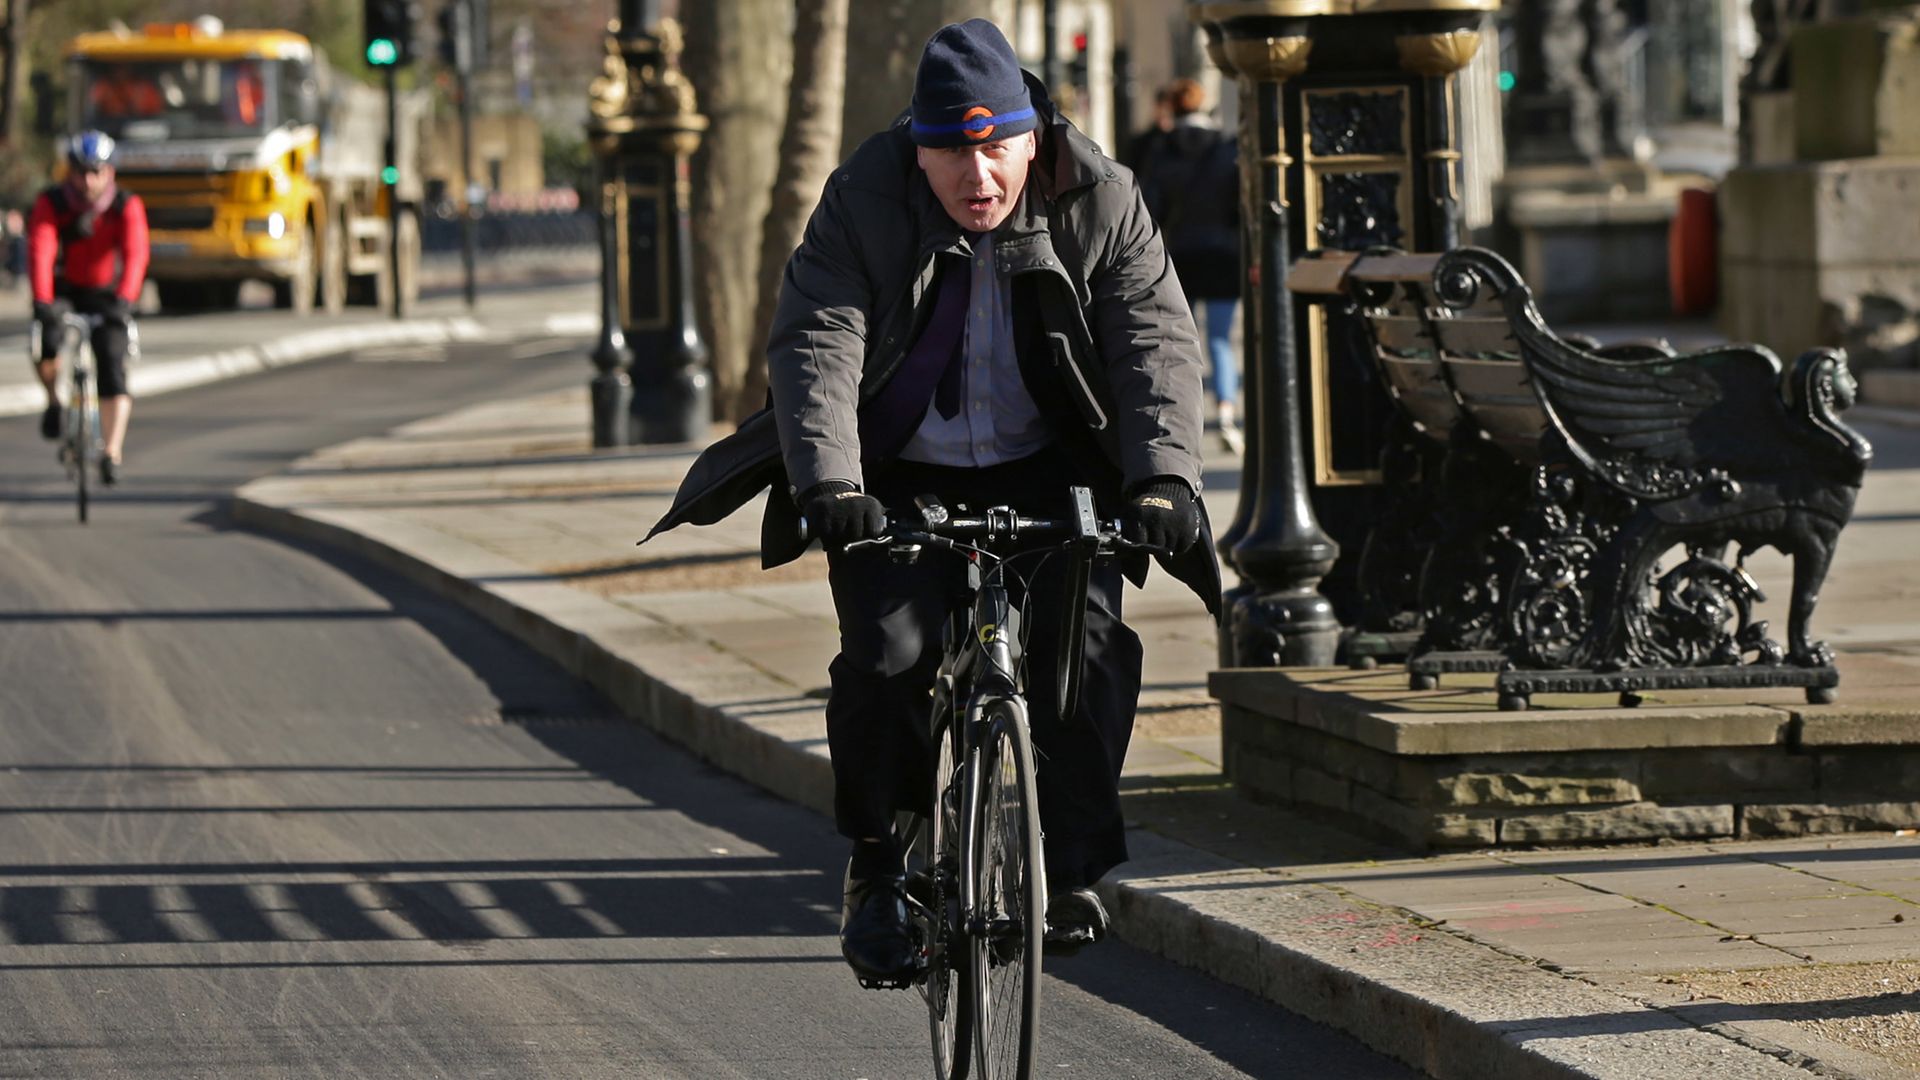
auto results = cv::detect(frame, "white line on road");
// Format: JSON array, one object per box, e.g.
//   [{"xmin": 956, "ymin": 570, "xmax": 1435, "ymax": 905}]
[
  {"xmin": 506, "ymin": 338, "xmax": 579, "ymax": 361},
  {"xmin": 353, "ymin": 345, "xmax": 449, "ymax": 363},
  {"xmin": 542, "ymin": 313, "xmax": 597, "ymax": 336},
  {"xmin": 0, "ymin": 312, "xmax": 593, "ymax": 418}
]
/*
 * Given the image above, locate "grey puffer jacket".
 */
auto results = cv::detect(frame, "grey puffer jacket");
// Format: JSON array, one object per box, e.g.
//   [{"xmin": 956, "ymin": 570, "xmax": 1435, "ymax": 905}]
[{"xmin": 648, "ymin": 76, "xmax": 1220, "ymax": 614}]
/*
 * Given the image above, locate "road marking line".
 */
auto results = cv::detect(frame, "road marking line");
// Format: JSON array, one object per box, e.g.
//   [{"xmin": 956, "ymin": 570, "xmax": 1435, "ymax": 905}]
[{"xmin": 507, "ymin": 338, "xmax": 577, "ymax": 361}]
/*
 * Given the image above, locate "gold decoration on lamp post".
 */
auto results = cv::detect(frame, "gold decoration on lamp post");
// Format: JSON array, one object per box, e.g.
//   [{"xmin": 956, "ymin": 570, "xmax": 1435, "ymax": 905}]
[{"xmin": 1394, "ymin": 28, "xmax": 1482, "ymax": 77}]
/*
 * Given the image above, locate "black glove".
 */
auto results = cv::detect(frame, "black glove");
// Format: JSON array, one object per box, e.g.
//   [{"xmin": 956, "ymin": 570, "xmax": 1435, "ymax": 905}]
[
  {"xmin": 1124, "ymin": 478, "xmax": 1200, "ymax": 555},
  {"xmin": 101, "ymin": 294, "xmax": 134, "ymax": 324},
  {"xmin": 32, "ymin": 299, "xmax": 68, "ymax": 327},
  {"xmin": 801, "ymin": 481, "xmax": 886, "ymax": 550},
  {"xmin": 31, "ymin": 300, "xmax": 68, "ymax": 355}
]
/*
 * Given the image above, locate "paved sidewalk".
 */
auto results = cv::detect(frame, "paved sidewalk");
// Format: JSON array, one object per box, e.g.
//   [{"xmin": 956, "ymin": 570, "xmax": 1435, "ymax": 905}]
[{"xmin": 235, "ymin": 387, "xmax": 1920, "ymax": 1080}]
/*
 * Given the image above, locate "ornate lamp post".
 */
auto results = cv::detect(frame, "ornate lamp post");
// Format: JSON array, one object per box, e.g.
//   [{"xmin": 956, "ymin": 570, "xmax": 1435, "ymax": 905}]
[
  {"xmin": 585, "ymin": 3, "xmax": 711, "ymax": 445},
  {"xmin": 1193, "ymin": 7, "xmax": 1340, "ymax": 668},
  {"xmin": 1190, "ymin": 0, "xmax": 1498, "ymax": 668}
]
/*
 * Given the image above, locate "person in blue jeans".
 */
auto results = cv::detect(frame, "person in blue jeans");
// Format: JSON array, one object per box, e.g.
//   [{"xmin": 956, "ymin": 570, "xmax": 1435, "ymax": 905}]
[{"xmin": 1134, "ymin": 79, "xmax": 1243, "ymax": 453}]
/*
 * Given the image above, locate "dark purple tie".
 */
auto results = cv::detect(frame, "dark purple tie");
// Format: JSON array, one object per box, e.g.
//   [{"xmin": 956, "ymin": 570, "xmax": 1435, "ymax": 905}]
[{"xmin": 859, "ymin": 258, "xmax": 969, "ymax": 463}]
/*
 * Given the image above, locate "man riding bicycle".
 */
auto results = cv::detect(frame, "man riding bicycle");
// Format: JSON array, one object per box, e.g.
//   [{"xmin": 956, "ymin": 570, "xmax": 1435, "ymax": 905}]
[
  {"xmin": 27, "ymin": 130, "xmax": 148, "ymax": 486},
  {"xmin": 650, "ymin": 20, "xmax": 1219, "ymax": 985}
]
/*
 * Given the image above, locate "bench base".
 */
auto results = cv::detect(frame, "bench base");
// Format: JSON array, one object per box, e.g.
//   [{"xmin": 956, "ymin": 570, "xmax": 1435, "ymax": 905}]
[
  {"xmin": 1342, "ymin": 630, "xmax": 1422, "ymax": 671},
  {"xmin": 1407, "ymin": 650, "xmax": 1506, "ymax": 690},
  {"xmin": 1495, "ymin": 665, "xmax": 1840, "ymax": 712}
]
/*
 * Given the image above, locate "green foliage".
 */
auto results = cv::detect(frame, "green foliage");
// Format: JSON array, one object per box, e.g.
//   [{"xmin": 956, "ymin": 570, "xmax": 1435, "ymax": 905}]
[{"xmin": 541, "ymin": 127, "xmax": 591, "ymax": 200}]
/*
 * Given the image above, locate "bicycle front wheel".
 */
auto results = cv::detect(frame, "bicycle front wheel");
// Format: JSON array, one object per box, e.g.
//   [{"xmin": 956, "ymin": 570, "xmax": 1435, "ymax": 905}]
[
  {"xmin": 919, "ymin": 709, "xmax": 968, "ymax": 1080},
  {"xmin": 72, "ymin": 402, "xmax": 95, "ymax": 525},
  {"xmin": 69, "ymin": 367, "xmax": 100, "ymax": 524},
  {"xmin": 969, "ymin": 699, "xmax": 1043, "ymax": 1079}
]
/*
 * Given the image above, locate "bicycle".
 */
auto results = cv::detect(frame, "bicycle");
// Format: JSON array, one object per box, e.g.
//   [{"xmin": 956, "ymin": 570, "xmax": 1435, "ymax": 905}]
[
  {"xmin": 832, "ymin": 486, "xmax": 1137, "ymax": 1080},
  {"xmin": 30, "ymin": 308, "xmax": 135, "ymax": 523}
]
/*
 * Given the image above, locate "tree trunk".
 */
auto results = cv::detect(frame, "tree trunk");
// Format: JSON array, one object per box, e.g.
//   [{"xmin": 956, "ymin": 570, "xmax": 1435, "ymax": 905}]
[
  {"xmin": 0, "ymin": 0, "xmax": 25, "ymax": 147},
  {"xmin": 682, "ymin": 0, "xmax": 791, "ymax": 424},
  {"xmin": 839, "ymin": 0, "xmax": 1013, "ymax": 159},
  {"xmin": 736, "ymin": 0, "xmax": 848, "ymax": 422}
]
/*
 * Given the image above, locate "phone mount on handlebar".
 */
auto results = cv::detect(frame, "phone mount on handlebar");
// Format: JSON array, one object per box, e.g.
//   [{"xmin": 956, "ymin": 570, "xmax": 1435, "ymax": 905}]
[{"xmin": 1056, "ymin": 487, "xmax": 1098, "ymax": 722}]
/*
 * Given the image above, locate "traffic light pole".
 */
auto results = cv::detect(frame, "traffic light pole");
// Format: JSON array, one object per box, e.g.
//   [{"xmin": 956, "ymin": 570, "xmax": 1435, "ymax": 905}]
[
  {"xmin": 384, "ymin": 64, "xmax": 402, "ymax": 320},
  {"xmin": 451, "ymin": 0, "xmax": 478, "ymax": 309},
  {"xmin": 457, "ymin": 69, "xmax": 477, "ymax": 308}
]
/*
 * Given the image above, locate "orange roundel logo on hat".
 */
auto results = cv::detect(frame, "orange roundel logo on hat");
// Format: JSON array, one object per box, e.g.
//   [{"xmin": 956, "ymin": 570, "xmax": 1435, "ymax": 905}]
[{"xmin": 963, "ymin": 106, "xmax": 996, "ymax": 141}]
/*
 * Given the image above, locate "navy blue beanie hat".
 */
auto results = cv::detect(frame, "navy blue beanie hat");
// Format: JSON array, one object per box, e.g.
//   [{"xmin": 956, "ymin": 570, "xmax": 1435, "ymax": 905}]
[{"xmin": 911, "ymin": 20, "xmax": 1039, "ymax": 148}]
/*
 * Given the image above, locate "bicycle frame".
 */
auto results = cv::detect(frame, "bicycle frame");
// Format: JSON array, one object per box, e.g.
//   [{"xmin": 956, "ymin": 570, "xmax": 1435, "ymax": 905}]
[
  {"xmin": 856, "ymin": 487, "xmax": 1134, "ymax": 1079},
  {"xmin": 30, "ymin": 312, "xmax": 108, "ymax": 522},
  {"xmin": 936, "ymin": 544, "xmax": 1044, "ymax": 951}
]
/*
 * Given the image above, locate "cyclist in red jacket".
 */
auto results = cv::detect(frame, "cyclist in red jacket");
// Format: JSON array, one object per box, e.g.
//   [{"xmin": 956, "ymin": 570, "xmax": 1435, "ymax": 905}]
[{"xmin": 28, "ymin": 130, "xmax": 148, "ymax": 486}]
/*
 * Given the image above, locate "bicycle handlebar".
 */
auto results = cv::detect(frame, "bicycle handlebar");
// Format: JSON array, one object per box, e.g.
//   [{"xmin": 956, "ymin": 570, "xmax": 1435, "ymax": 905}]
[
  {"xmin": 801, "ymin": 486, "xmax": 1152, "ymax": 555},
  {"xmin": 27, "ymin": 307, "xmax": 121, "ymax": 363},
  {"xmin": 801, "ymin": 486, "xmax": 1142, "ymax": 731}
]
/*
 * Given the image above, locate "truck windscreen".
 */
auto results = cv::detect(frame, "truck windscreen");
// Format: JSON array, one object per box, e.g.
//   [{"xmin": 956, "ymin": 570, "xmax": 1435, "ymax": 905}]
[{"xmin": 74, "ymin": 57, "xmax": 277, "ymax": 141}]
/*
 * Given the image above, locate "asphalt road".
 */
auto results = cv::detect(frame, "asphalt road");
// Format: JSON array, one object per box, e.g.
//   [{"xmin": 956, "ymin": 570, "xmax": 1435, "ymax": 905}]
[{"xmin": 0, "ymin": 331, "xmax": 1422, "ymax": 1079}]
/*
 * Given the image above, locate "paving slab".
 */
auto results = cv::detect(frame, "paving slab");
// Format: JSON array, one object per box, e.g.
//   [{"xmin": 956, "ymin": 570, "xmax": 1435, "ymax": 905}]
[{"xmin": 231, "ymin": 382, "xmax": 1920, "ymax": 1080}]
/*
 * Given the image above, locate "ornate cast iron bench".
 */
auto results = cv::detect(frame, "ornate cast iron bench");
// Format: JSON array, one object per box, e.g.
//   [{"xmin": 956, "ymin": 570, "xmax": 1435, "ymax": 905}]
[{"xmin": 1290, "ymin": 247, "xmax": 1873, "ymax": 710}]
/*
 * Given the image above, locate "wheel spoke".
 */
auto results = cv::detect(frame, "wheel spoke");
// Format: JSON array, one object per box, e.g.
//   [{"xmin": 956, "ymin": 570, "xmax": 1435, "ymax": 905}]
[
  {"xmin": 972, "ymin": 715, "xmax": 1040, "ymax": 1079},
  {"xmin": 919, "ymin": 717, "xmax": 966, "ymax": 1079}
]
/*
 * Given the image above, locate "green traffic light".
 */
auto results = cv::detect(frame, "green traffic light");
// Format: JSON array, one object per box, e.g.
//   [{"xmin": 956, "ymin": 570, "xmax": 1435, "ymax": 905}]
[
  {"xmin": 382, "ymin": 165, "xmax": 400, "ymax": 184},
  {"xmin": 367, "ymin": 37, "xmax": 398, "ymax": 65},
  {"xmin": 1498, "ymin": 70, "xmax": 1516, "ymax": 93}
]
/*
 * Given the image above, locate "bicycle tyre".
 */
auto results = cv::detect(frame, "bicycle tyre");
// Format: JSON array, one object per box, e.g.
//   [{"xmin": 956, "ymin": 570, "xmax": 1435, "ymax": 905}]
[
  {"xmin": 72, "ymin": 395, "xmax": 94, "ymax": 525},
  {"xmin": 968, "ymin": 698, "xmax": 1043, "ymax": 1079},
  {"xmin": 920, "ymin": 708, "xmax": 969, "ymax": 1080}
]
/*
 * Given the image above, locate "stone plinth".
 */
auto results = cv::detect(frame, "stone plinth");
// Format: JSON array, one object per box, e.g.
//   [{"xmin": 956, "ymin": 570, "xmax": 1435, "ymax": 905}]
[
  {"xmin": 1498, "ymin": 161, "xmax": 1685, "ymax": 323},
  {"xmin": 1210, "ymin": 659, "xmax": 1920, "ymax": 850},
  {"xmin": 1791, "ymin": 9, "xmax": 1920, "ymax": 162},
  {"xmin": 1720, "ymin": 156, "xmax": 1920, "ymax": 369}
]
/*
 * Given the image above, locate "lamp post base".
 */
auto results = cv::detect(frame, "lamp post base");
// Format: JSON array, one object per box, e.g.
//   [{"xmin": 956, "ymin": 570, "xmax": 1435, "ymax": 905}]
[
  {"xmin": 1226, "ymin": 587, "xmax": 1341, "ymax": 668},
  {"xmin": 631, "ymin": 366, "xmax": 710, "ymax": 445},
  {"xmin": 591, "ymin": 371, "xmax": 633, "ymax": 448}
]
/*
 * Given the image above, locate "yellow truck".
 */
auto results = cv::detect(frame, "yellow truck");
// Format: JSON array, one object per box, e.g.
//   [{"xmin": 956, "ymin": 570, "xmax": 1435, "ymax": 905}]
[{"xmin": 64, "ymin": 17, "xmax": 422, "ymax": 315}]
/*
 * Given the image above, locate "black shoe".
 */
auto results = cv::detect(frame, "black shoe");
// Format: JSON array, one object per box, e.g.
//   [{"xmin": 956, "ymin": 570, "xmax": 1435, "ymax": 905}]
[
  {"xmin": 99, "ymin": 458, "xmax": 119, "ymax": 487},
  {"xmin": 40, "ymin": 403, "xmax": 61, "ymax": 441},
  {"xmin": 1043, "ymin": 887, "xmax": 1109, "ymax": 957},
  {"xmin": 840, "ymin": 865, "xmax": 919, "ymax": 985}
]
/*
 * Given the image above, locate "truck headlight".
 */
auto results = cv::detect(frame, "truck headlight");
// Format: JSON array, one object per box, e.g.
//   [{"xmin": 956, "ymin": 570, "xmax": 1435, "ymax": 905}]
[{"xmin": 245, "ymin": 212, "xmax": 288, "ymax": 239}]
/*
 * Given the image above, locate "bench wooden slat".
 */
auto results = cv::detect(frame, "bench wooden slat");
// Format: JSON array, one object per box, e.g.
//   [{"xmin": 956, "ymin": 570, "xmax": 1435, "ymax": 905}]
[
  {"xmin": 1378, "ymin": 356, "xmax": 1462, "ymax": 439},
  {"xmin": 1443, "ymin": 355, "xmax": 1533, "ymax": 398},
  {"xmin": 1286, "ymin": 251, "xmax": 1361, "ymax": 296},
  {"xmin": 1348, "ymin": 252, "xmax": 1442, "ymax": 283},
  {"xmin": 1370, "ymin": 313, "xmax": 1430, "ymax": 353},
  {"xmin": 1431, "ymin": 316, "xmax": 1519, "ymax": 356}
]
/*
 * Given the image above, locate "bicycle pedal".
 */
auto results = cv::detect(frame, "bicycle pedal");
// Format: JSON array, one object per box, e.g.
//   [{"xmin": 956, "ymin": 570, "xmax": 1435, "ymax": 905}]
[{"xmin": 856, "ymin": 974, "xmax": 916, "ymax": 991}]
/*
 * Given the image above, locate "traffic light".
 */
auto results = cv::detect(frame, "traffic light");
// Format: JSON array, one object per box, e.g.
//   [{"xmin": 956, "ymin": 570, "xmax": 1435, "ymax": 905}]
[
  {"xmin": 1065, "ymin": 31, "xmax": 1089, "ymax": 93},
  {"xmin": 364, "ymin": 0, "xmax": 420, "ymax": 67},
  {"xmin": 436, "ymin": 1, "xmax": 467, "ymax": 72},
  {"xmin": 436, "ymin": 0, "xmax": 489, "ymax": 72}
]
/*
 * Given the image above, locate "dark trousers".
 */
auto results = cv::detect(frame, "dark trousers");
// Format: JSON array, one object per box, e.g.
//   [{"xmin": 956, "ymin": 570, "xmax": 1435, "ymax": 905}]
[{"xmin": 824, "ymin": 446, "xmax": 1142, "ymax": 890}]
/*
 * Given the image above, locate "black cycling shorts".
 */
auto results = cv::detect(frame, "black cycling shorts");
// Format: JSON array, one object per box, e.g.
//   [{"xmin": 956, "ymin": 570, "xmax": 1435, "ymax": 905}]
[{"xmin": 38, "ymin": 286, "xmax": 132, "ymax": 398}]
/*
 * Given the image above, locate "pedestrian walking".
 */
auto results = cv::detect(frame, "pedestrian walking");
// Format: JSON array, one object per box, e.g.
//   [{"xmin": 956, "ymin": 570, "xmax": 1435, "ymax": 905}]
[{"xmin": 1134, "ymin": 78, "xmax": 1243, "ymax": 453}]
